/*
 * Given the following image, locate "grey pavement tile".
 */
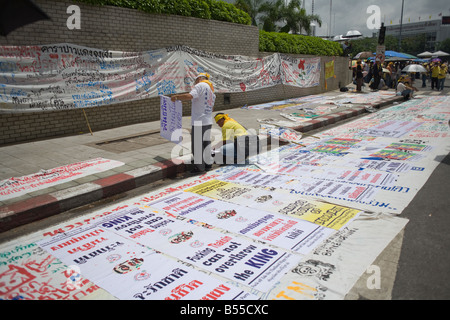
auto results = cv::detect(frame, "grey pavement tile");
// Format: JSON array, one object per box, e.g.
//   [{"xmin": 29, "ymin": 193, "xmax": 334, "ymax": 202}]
[
  {"xmin": 51, "ymin": 180, "xmax": 81, "ymax": 191},
  {"xmin": 0, "ymin": 155, "xmax": 29, "ymax": 168},
  {"xmin": 10, "ymin": 163, "xmax": 44, "ymax": 176},
  {"xmin": 27, "ymin": 187, "xmax": 59, "ymax": 197},
  {"xmin": 37, "ymin": 153, "xmax": 81, "ymax": 166},
  {"xmin": 0, "ymin": 193, "xmax": 32, "ymax": 206},
  {"xmin": 73, "ymin": 174, "xmax": 102, "ymax": 184},
  {"xmin": 91, "ymin": 171, "xmax": 120, "ymax": 179},
  {"xmin": 27, "ymin": 158, "xmax": 61, "ymax": 170},
  {"xmin": 126, "ymin": 159, "xmax": 156, "ymax": 169},
  {"xmin": 110, "ymin": 164, "xmax": 134, "ymax": 173},
  {"xmin": 0, "ymin": 168, "xmax": 23, "ymax": 180}
]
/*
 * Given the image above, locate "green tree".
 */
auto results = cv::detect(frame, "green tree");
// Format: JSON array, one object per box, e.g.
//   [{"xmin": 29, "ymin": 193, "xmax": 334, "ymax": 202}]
[
  {"xmin": 258, "ymin": 0, "xmax": 283, "ymax": 32},
  {"xmin": 234, "ymin": 0, "xmax": 265, "ymax": 26},
  {"xmin": 258, "ymin": 0, "xmax": 321, "ymax": 35},
  {"xmin": 437, "ymin": 38, "xmax": 450, "ymax": 53},
  {"xmin": 347, "ymin": 37, "xmax": 377, "ymax": 58},
  {"xmin": 279, "ymin": 0, "xmax": 321, "ymax": 35}
]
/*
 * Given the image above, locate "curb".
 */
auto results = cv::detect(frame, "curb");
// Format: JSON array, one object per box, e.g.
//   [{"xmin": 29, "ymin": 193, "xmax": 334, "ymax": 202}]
[
  {"xmin": 0, "ymin": 95, "xmax": 404, "ymax": 233},
  {"xmin": 0, "ymin": 159, "xmax": 187, "ymax": 233}
]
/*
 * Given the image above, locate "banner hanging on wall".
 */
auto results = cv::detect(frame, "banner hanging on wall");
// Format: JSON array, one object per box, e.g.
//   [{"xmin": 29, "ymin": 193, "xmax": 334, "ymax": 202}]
[{"xmin": 0, "ymin": 44, "xmax": 321, "ymax": 112}]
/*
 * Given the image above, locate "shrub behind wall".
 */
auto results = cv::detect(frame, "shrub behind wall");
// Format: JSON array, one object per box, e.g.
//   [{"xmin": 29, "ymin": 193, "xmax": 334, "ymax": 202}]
[
  {"xmin": 74, "ymin": 0, "xmax": 252, "ymax": 25},
  {"xmin": 259, "ymin": 30, "xmax": 344, "ymax": 56}
]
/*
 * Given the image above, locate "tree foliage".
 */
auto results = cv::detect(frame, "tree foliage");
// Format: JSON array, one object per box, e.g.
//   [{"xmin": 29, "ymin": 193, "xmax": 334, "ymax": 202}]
[
  {"xmin": 74, "ymin": 0, "xmax": 251, "ymax": 25},
  {"xmin": 239, "ymin": 0, "xmax": 321, "ymax": 35},
  {"xmin": 277, "ymin": 0, "xmax": 321, "ymax": 35},
  {"xmin": 259, "ymin": 30, "xmax": 343, "ymax": 56},
  {"xmin": 437, "ymin": 38, "xmax": 450, "ymax": 54},
  {"xmin": 234, "ymin": 0, "xmax": 265, "ymax": 26}
]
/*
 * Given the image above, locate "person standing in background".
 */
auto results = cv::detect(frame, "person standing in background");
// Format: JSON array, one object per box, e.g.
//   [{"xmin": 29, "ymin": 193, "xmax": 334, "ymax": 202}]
[
  {"xmin": 356, "ymin": 60, "xmax": 364, "ymax": 92},
  {"xmin": 370, "ymin": 59, "xmax": 382, "ymax": 91},
  {"xmin": 431, "ymin": 62, "xmax": 440, "ymax": 90},
  {"xmin": 172, "ymin": 73, "xmax": 215, "ymax": 174},
  {"xmin": 438, "ymin": 62, "xmax": 448, "ymax": 91}
]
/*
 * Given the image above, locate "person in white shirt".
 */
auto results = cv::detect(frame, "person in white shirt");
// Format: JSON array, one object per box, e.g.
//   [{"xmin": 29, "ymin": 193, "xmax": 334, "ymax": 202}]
[
  {"xmin": 171, "ymin": 73, "xmax": 216, "ymax": 174},
  {"xmin": 396, "ymin": 76, "xmax": 417, "ymax": 100}
]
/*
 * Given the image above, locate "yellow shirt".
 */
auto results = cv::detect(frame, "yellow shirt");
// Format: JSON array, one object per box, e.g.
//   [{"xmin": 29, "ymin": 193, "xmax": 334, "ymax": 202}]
[
  {"xmin": 438, "ymin": 66, "xmax": 447, "ymax": 79},
  {"xmin": 221, "ymin": 120, "xmax": 247, "ymax": 141},
  {"xmin": 431, "ymin": 65, "xmax": 440, "ymax": 78}
]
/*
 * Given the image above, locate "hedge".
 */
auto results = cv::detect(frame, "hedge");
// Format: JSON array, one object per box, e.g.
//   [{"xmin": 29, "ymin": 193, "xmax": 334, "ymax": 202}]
[
  {"xmin": 259, "ymin": 30, "xmax": 343, "ymax": 56},
  {"xmin": 74, "ymin": 0, "xmax": 251, "ymax": 25}
]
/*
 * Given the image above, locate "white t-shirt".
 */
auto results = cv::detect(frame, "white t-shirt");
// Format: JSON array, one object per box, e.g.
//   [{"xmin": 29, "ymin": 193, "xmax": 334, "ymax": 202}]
[
  {"xmin": 189, "ymin": 82, "xmax": 215, "ymax": 126},
  {"xmin": 396, "ymin": 82, "xmax": 406, "ymax": 93}
]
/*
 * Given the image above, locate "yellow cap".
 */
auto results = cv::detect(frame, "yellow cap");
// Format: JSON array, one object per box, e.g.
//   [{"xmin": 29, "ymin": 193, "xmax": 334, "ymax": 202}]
[
  {"xmin": 195, "ymin": 72, "xmax": 210, "ymax": 80},
  {"xmin": 214, "ymin": 113, "xmax": 226, "ymax": 122}
]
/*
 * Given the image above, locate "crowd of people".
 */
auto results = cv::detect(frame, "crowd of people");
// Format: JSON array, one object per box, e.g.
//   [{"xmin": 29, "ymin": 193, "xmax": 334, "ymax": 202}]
[
  {"xmin": 352, "ymin": 57, "xmax": 448, "ymax": 99},
  {"xmin": 170, "ymin": 58, "xmax": 447, "ymax": 175}
]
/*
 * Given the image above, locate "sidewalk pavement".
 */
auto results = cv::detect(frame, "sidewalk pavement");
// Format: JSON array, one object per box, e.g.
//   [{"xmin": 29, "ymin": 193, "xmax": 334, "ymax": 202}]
[{"xmin": 0, "ymin": 85, "xmax": 405, "ymax": 232}]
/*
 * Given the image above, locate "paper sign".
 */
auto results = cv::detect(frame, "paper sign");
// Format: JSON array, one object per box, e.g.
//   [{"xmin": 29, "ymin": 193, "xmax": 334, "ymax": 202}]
[{"xmin": 160, "ymin": 95, "xmax": 182, "ymax": 143}]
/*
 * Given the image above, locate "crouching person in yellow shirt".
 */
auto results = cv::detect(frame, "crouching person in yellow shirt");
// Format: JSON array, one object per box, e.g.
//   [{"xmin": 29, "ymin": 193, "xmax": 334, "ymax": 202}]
[{"xmin": 213, "ymin": 113, "xmax": 259, "ymax": 164}]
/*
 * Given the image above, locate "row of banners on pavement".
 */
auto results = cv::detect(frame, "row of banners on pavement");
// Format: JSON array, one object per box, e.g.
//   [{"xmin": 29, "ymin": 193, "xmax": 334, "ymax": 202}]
[{"xmin": 0, "ymin": 94, "xmax": 448, "ymax": 300}]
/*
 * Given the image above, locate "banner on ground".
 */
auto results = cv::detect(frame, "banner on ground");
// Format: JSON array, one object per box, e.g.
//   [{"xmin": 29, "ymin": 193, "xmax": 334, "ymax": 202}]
[
  {"xmin": 91, "ymin": 206, "xmax": 301, "ymax": 293},
  {"xmin": 184, "ymin": 179, "xmax": 361, "ymax": 231},
  {"xmin": 147, "ymin": 190, "xmax": 334, "ymax": 254},
  {"xmin": 38, "ymin": 225, "xmax": 256, "ymax": 300},
  {"xmin": 0, "ymin": 158, "xmax": 124, "ymax": 201},
  {"xmin": 0, "ymin": 44, "xmax": 320, "ymax": 111}
]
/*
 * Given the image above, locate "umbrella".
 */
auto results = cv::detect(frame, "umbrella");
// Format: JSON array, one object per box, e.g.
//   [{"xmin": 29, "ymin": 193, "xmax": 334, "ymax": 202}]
[
  {"xmin": 417, "ymin": 51, "xmax": 433, "ymax": 58},
  {"xmin": 385, "ymin": 57, "xmax": 410, "ymax": 62},
  {"xmin": 344, "ymin": 30, "xmax": 362, "ymax": 38},
  {"xmin": 399, "ymin": 52, "xmax": 418, "ymax": 59},
  {"xmin": 432, "ymin": 58, "xmax": 442, "ymax": 63},
  {"xmin": 353, "ymin": 51, "xmax": 374, "ymax": 59},
  {"xmin": 402, "ymin": 64, "xmax": 427, "ymax": 73},
  {"xmin": 383, "ymin": 51, "xmax": 414, "ymax": 59},
  {"xmin": 0, "ymin": 0, "xmax": 50, "ymax": 36},
  {"xmin": 432, "ymin": 50, "xmax": 450, "ymax": 57}
]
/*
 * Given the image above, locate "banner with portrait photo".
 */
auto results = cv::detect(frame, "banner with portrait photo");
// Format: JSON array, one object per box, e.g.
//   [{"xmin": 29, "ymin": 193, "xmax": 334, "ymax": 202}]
[{"xmin": 38, "ymin": 224, "xmax": 256, "ymax": 300}]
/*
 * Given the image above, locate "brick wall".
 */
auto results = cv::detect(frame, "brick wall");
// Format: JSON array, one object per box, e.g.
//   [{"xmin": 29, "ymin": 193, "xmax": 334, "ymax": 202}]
[
  {"xmin": 0, "ymin": 0, "xmax": 260, "ymax": 54},
  {"xmin": 0, "ymin": 0, "xmax": 351, "ymax": 145}
]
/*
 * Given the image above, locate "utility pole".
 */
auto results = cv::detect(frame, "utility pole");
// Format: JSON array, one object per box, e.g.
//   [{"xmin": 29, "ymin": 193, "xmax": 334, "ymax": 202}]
[
  {"xmin": 399, "ymin": 0, "xmax": 404, "ymax": 51},
  {"xmin": 328, "ymin": 0, "xmax": 332, "ymax": 39}
]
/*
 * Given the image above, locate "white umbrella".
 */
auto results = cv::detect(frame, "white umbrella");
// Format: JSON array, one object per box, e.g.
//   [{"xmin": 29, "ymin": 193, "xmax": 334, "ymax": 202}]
[
  {"xmin": 417, "ymin": 51, "xmax": 433, "ymax": 58},
  {"xmin": 432, "ymin": 50, "xmax": 450, "ymax": 57},
  {"xmin": 344, "ymin": 30, "xmax": 362, "ymax": 38},
  {"xmin": 402, "ymin": 64, "xmax": 427, "ymax": 73}
]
